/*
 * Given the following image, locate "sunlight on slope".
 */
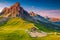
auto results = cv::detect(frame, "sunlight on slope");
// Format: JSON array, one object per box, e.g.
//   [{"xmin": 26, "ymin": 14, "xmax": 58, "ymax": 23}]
[
  {"xmin": 0, "ymin": 17, "xmax": 60, "ymax": 40},
  {"xmin": 0, "ymin": 17, "xmax": 34, "ymax": 33},
  {"xmin": 0, "ymin": 30, "xmax": 60, "ymax": 40},
  {"xmin": 39, "ymin": 34, "xmax": 60, "ymax": 40}
]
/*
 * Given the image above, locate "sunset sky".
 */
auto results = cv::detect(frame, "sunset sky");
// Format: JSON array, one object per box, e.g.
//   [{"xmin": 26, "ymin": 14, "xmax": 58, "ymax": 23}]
[{"xmin": 0, "ymin": 0, "xmax": 60, "ymax": 18}]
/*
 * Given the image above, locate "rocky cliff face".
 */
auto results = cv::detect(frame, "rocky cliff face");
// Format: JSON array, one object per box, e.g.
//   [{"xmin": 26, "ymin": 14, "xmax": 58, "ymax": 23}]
[
  {"xmin": 0, "ymin": 2, "xmax": 25, "ymax": 18},
  {"xmin": 0, "ymin": 2, "xmax": 35, "ymax": 22}
]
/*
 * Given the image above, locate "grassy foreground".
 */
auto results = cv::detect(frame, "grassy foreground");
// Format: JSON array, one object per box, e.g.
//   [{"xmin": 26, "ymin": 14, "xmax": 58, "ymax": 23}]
[
  {"xmin": 0, "ymin": 17, "xmax": 60, "ymax": 40},
  {"xmin": 0, "ymin": 30, "xmax": 60, "ymax": 40}
]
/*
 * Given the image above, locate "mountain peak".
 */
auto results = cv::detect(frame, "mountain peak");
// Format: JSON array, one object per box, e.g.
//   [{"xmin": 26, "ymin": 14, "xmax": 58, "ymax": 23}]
[
  {"xmin": 0, "ymin": 2, "xmax": 32, "ymax": 20},
  {"xmin": 29, "ymin": 11, "xmax": 37, "ymax": 16},
  {"xmin": 11, "ymin": 2, "xmax": 20, "ymax": 8},
  {"xmin": 15, "ymin": 2, "xmax": 20, "ymax": 6},
  {"xmin": 1, "ymin": 2, "xmax": 21, "ymax": 17}
]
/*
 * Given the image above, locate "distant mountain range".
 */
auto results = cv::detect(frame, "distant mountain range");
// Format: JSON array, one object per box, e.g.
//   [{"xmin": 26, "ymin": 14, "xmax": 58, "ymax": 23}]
[
  {"xmin": 45, "ymin": 17, "xmax": 60, "ymax": 22},
  {"xmin": 0, "ymin": 2, "xmax": 60, "ymax": 32}
]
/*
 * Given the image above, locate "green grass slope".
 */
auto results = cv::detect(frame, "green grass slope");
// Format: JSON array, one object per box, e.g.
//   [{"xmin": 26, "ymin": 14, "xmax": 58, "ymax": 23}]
[
  {"xmin": 0, "ymin": 17, "xmax": 34, "ymax": 33},
  {"xmin": 26, "ymin": 20, "xmax": 55, "ymax": 32},
  {"xmin": 0, "ymin": 17, "xmax": 60, "ymax": 40}
]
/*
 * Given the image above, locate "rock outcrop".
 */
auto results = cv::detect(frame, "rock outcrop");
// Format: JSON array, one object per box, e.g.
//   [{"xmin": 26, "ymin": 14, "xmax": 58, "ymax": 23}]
[
  {"xmin": 29, "ymin": 12, "xmax": 37, "ymax": 16},
  {"xmin": 0, "ymin": 2, "xmax": 25, "ymax": 18}
]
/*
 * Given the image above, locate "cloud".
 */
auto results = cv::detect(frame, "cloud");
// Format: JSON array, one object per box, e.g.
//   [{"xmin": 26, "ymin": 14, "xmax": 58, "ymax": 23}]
[{"xmin": 35, "ymin": 10, "xmax": 60, "ymax": 18}]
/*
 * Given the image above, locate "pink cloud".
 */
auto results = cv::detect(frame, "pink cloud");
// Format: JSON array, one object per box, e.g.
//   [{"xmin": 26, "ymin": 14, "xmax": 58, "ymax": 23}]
[{"xmin": 35, "ymin": 10, "xmax": 60, "ymax": 18}]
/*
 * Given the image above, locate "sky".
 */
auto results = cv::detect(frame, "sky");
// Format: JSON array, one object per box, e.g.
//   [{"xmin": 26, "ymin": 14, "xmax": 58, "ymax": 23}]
[{"xmin": 0, "ymin": 0, "xmax": 60, "ymax": 18}]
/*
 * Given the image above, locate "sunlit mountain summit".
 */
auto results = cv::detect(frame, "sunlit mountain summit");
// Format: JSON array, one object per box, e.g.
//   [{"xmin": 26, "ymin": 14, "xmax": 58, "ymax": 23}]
[{"xmin": 0, "ymin": 2, "xmax": 60, "ymax": 40}]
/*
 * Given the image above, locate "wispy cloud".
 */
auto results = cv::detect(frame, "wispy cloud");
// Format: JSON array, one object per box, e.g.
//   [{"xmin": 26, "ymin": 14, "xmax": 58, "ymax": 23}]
[{"xmin": 35, "ymin": 10, "xmax": 60, "ymax": 18}]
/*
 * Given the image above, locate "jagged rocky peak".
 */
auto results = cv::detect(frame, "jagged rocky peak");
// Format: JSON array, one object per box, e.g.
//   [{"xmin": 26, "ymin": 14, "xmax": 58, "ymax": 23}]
[
  {"xmin": 10, "ymin": 2, "xmax": 20, "ymax": 11},
  {"xmin": 29, "ymin": 11, "xmax": 37, "ymax": 16},
  {"xmin": 1, "ymin": 2, "xmax": 24, "ymax": 17},
  {"xmin": 14, "ymin": 2, "xmax": 20, "ymax": 7}
]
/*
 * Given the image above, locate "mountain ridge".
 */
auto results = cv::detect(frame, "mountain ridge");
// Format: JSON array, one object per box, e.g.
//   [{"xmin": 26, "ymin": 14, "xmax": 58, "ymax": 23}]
[{"xmin": 0, "ymin": 2, "xmax": 60, "ymax": 32}]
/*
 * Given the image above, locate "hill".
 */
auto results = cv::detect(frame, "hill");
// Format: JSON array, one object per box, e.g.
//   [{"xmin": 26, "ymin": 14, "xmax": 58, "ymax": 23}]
[
  {"xmin": 0, "ymin": 2, "xmax": 60, "ymax": 40},
  {"xmin": 0, "ymin": 17, "xmax": 60, "ymax": 40}
]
